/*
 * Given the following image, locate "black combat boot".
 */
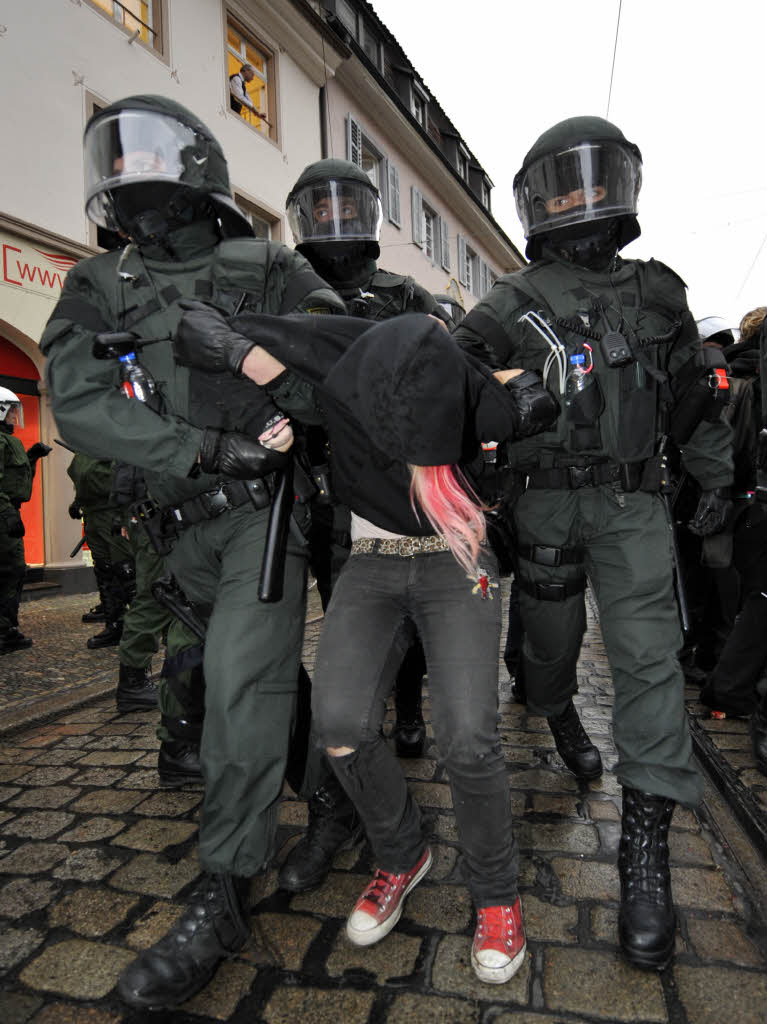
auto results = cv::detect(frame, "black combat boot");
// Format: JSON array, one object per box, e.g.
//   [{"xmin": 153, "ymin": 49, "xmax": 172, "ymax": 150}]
[
  {"xmin": 116, "ymin": 872, "xmax": 251, "ymax": 1009},
  {"xmin": 87, "ymin": 564, "xmax": 126, "ymax": 649},
  {"xmin": 618, "ymin": 787, "xmax": 676, "ymax": 970},
  {"xmin": 750, "ymin": 699, "xmax": 767, "ymax": 776},
  {"xmin": 0, "ymin": 627, "xmax": 34, "ymax": 655},
  {"xmin": 547, "ymin": 700, "xmax": 603, "ymax": 780},
  {"xmin": 278, "ymin": 775, "xmax": 363, "ymax": 892},
  {"xmin": 158, "ymin": 740, "xmax": 203, "ymax": 787},
  {"xmin": 115, "ymin": 663, "xmax": 158, "ymax": 713},
  {"xmin": 81, "ymin": 601, "xmax": 105, "ymax": 624}
]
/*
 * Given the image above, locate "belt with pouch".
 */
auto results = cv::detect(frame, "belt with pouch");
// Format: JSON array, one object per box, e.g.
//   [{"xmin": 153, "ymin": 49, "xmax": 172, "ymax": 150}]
[{"xmin": 169, "ymin": 476, "xmax": 273, "ymax": 528}]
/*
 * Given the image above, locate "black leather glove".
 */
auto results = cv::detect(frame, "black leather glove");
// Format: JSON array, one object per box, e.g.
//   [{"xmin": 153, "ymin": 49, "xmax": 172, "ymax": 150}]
[
  {"xmin": 174, "ymin": 300, "xmax": 256, "ymax": 376},
  {"xmin": 198, "ymin": 428, "xmax": 289, "ymax": 479},
  {"xmin": 688, "ymin": 487, "xmax": 734, "ymax": 537},
  {"xmin": 26, "ymin": 442, "xmax": 52, "ymax": 462},
  {"xmin": 504, "ymin": 370, "xmax": 560, "ymax": 438},
  {"xmin": 68, "ymin": 500, "xmax": 82, "ymax": 520},
  {"xmin": 4, "ymin": 508, "xmax": 25, "ymax": 538}
]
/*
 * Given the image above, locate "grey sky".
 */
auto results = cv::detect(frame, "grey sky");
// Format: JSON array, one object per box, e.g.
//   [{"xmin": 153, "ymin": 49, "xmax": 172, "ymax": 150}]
[{"xmin": 371, "ymin": 0, "xmax": 765, "ymax": 327}]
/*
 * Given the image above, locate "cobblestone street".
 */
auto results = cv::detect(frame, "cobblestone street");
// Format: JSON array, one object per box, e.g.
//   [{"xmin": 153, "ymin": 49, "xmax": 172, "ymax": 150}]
[{"xmin": 0, "ymin": 588, "xmax": 765, "ymax": 1023}]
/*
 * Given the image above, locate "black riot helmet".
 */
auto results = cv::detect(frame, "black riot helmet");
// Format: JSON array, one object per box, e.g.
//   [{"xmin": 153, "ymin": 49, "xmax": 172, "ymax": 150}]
[
  {"xmin": 286, "ymin": 159, "xmax": 382, "ymax": 287},
  {"xmin": 84, "ymin": 95, "xmax": 252, "ymax": 245},
  {"xmin": 513, "ymin": 116, "xmax": 642, "ymax": 263}
]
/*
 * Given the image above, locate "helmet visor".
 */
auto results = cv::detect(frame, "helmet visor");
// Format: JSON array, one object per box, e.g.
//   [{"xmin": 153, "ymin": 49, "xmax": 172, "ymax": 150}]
[
  {"xmin": 84, "ymin": 110, "xmax": 212, "ymax": 227},
  {"xmin": 0, "ymin": 402, "xmax": 23, "ymax": 428},
  {"xmin": 287, "ymin": 179, "xmax": 383, "ymax": 245},
  {"xmin": 514, "ymin": 140, "xmax": 642, "ymax": 238}
]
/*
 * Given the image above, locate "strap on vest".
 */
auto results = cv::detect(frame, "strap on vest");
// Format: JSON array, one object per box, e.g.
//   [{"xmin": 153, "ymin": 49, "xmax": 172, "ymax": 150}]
[{"xmin": 516, "ymin": 542, "xmax": 584, "ymax": 567}]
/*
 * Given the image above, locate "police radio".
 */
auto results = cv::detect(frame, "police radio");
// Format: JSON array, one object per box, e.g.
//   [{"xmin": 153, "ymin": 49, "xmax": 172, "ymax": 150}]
[{"xmin": 599, "ymin": 330, "xmax": 634, "ymax": 368}]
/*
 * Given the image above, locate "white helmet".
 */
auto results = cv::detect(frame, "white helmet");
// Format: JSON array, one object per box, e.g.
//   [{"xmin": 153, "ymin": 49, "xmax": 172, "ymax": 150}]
[{"xmin": 0, "ymin": 386, "xmax": 23, "ymax": 428}]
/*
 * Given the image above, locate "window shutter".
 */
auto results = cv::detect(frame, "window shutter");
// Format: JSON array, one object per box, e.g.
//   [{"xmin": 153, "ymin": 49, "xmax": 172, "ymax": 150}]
[
  {"xmin": 439, "ymin": 217, "xmax": 450, "ymax": 270},
  {"xmin": 347, "ymin": 114, "xmax": 362, "ymax": 166},
  {"xmin": 457, "ymin": 234, "xmax": 467, "ymax": 285},
  {"xmin": 479, "ymin": 259, "xmax": 488, "ymax": 296},
  {"xmin": 388, "ymin": 161, "xmax": 401, "ymax": 227},
  {"xmin": 411, "ymin": 186, "xmax": 423, "ymax": 247}
]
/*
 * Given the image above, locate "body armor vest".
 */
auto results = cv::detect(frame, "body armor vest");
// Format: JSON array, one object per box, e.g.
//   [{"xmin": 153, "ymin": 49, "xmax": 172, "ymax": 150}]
[{"xmin": 0, "ymin": 433, "xmax": 32, "ymax": 506}]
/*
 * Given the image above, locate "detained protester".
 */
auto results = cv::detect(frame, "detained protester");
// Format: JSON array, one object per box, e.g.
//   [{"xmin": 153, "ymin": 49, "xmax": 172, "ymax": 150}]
[
  {"xmin": 275, "ymin": 158, "xmax": 446, "ymax": 896},
  {"xmin": 39, "ymin": 94, "xmax": 344, "ymax": 1010},
  {"xmin": 172, "ymin": 302, "xmax": 559, "ymax": 983},
  {"xmin": 453, "ymin": 116, "xmax": 733, "ymax": 970}
]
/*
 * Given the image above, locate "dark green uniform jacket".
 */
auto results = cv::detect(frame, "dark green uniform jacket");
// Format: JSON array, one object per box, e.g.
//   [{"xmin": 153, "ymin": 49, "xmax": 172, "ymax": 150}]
[{"xmin": 455, "ymin": 254, "xmax": 733, "ymax": 488}]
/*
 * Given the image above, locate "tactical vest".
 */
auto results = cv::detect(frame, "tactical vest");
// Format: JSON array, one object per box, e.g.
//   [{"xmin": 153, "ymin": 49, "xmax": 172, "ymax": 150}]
[
  {"xmin": 499, "ymin": 257, "xmax": 687, "ymax": 467},
  {"xmin": 343, "ymin": 269, "xmax": 419, "ymax": 320},
  {"xmin": 72, "ymin": 238, "xmax": 339, "ymax": 507},
  {"xmin": 0, "ymin": 432, "xmax": 32, "ymax": 506}
]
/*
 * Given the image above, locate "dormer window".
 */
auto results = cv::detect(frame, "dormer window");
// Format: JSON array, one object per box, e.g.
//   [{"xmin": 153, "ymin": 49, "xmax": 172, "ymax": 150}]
[
  {"xmin": 411, "ymin": 83, "xmax": 428, "ymax": 128},
  {"xmin": 457, "ymin": 144, "xmax": 471, "ymax": 182}
]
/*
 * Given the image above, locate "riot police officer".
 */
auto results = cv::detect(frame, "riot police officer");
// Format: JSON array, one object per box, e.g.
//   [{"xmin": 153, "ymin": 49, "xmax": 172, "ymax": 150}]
[
  {"xmin": 276, "ymin": 159, "xmax": 444, "ymax": 894},
  {"xmin": 0, "ymin": 387, "xmax": 45, "ymax": 654},
  {"xmin": 454, "ymin": 116, "xmax": 733, "ymax": 972},
  {"xmin": 40, "ymin": 94, "xmax": 343, "ymax": 1010}
]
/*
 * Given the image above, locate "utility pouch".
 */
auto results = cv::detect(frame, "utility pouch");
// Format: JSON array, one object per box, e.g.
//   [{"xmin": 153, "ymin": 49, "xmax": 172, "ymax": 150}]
[
  {"xmin": 567, "ymin": 374, "xmax": 604, "ymax": 426},
  {"xmin": 310, "ymin": 463, "xmax": 333, "ymax": 506},
  {"xmin": 134, "ymin": 499, "xmax": 177, "ymax": 556},
  {"xmin": 639, "ymin": 455, "xmax": 663, "ymax": 493},
  {"xmin": 670, "ymin": 348, "xmax": 730, "ymax": 444}
]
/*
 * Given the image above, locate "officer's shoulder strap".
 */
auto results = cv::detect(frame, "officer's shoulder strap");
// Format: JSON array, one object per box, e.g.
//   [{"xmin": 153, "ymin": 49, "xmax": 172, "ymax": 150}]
[
  {"xmin": 371, "ymin": 269, "xmax": 416, "ymax": 308},
  {"xmin": 635, "ymin": 258, "xmax": 689, "ymax": 314}
]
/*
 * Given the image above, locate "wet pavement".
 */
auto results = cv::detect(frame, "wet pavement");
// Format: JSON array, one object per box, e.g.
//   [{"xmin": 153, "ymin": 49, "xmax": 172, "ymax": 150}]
[{"xmin": 0, "ymin": 588, "xmax": 765, "ymax": 1023}]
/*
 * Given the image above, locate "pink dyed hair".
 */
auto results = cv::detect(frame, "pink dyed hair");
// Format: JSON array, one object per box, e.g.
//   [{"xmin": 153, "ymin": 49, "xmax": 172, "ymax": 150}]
[{"xmin": 409, "ymin": 464, "xmax": 488, "ymax": 577}]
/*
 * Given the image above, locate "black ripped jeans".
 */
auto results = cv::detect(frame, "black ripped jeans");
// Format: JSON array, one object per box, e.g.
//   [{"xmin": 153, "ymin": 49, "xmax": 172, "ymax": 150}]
[{"xmin": 313, "ymin": 548, "xmax": 518, "ymax": 908}]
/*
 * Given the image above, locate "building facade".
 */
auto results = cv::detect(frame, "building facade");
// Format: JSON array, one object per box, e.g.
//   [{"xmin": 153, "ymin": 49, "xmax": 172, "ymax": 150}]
[{"xmin": 0, "ymin": 0, "xmax": 522, "ymax": 584}]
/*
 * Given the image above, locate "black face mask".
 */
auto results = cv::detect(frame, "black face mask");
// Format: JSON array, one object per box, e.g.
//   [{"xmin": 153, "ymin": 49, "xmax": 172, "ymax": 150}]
[
  {"xmin": 112, "ymin": 183, "xmax": 213, "ymax": 248},
  {"xmin": 298, "ymin": 241, "xmax": 378, "ymax": 288},
  {"xmin": 544, "ymin": 218, "xmax": 621, "ymax": 271}
]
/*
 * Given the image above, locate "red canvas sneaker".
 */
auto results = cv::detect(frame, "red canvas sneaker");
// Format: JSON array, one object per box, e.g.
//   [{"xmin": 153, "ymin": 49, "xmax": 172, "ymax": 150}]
[
  {"xmin": 471, "ymin": 899, "xmax": 526, "ymax": 984},
  {"xmin": 346, "ymin": 847, "xmax": 432, "ymax": 946}
]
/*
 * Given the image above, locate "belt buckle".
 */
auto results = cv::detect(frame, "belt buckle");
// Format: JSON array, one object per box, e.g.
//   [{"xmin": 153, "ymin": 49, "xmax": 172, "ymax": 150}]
[
  {"xmin": 534, "ymin": 545, "xmax": 561, "ymax": 567},
  {"xmin": 200, "ymin": 488, "xmax": 230, "ymax": 518},
  {"xmin": 568, "ymin": 465, "xmax": 593, "ymax": 489}
]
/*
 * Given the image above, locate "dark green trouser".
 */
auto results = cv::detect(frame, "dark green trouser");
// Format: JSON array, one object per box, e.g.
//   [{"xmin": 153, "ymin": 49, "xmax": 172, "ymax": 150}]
[
  {"xmin": 118, "ymin": 522, "xmax": 173, "ymax": 670},
  {"xmin": 156, "ymin": 619, "xmax": 203, "ymax": 744},
  {"xmin": 82, "ymin": 506, "xmax": 133, "ymax": 568},
  {"xmin": 0, "ymin": 533, "xmax": 26, "ymax": 631},
  {"xmin": 513, "ymin": 485, "xmax": 702, "ymax": 807},
  {"xmin": 165, "ymin": 503, "xmax": 308, "ymax": 876}
]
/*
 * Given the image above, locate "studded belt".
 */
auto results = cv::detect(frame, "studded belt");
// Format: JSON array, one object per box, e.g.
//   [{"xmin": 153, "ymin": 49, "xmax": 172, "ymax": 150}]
[{"xmin": 350, "ymin": 535, "xmax": 451, "ymax": 557}]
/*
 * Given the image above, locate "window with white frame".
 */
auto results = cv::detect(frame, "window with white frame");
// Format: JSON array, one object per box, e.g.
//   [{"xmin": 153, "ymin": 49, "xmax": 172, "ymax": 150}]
[
  {"xmin": 423, "ymin": 202, "xmax": 436, "ymax": 261},
  {"xmin": 412, "ymin": 86, "xmax": 428, "ymax": 128},
  {"xmin": 456, "ymin": 145, "xmax": 470, "ymax": 182},
  {"xmin": 226, "ymin": 16, "xmax": 276, "ymax": 140},
  {"xmin": 234, "ymin": 193, "xmax": 281, "ymax": 241},
  {"xmin": 86, "ymin": 0, "xmax": 164, "ymax": 54},
  {"xmin": 348, "ymin": 114, "xmax": 401, "ymax": 227}
]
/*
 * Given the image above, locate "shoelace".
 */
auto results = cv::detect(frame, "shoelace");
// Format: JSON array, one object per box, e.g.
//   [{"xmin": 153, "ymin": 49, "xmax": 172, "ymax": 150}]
[
  {"xmin": 361, "ymin": 869, "xmax": 400, "ymax": 909},
  {"xmin": 476, "ymin": 906, "xmax": 517, "ymax": 942}
]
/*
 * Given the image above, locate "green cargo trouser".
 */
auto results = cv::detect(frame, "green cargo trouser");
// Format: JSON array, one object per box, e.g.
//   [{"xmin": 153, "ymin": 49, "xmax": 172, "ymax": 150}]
[
  {"xmin": 0, "ymin": 533, "xmax": 26, "ymax": 631},
  {"xmin": 513, "ymin": 484, "xmax": 702, "ymax": 807},
  {"xmin": 165, "ymin": 503, "xmax": 308, "ymax": 876},
  {"xmin": 82, "ymin": 506, "xmax": 133, "ymax": 568},
  {"xmin": 156, "ymin": 619, "xmax": 203, "ymax": 744},
  {"xmin": 118, "ymin": 522, "xmax": 173, "ymax": 670}
]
